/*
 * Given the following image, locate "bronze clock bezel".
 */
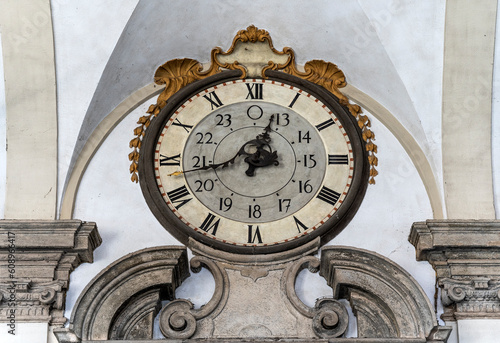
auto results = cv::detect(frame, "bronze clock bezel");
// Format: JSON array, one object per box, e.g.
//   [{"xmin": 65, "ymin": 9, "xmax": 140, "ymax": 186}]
[{"xmin": 139, "ymin": 69, "xmax": 369, "ymax": 254}]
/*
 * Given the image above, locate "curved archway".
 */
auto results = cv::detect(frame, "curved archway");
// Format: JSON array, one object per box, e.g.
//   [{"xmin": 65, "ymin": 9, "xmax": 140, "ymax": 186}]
[
  {"xmin": 59, "ymin": 83, "xmax": 444, "ymax": 220},
  {"xmin": 342, "ymin": 84, "xmax": 444, "ymax": 219}
]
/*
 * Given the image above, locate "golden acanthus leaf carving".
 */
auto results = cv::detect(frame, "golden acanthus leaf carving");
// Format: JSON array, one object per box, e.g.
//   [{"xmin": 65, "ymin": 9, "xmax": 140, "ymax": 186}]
[
  {"xmin": 283, "ymin": 60, "xmax": 378, "ymax": 184},
  {"xmin": 129, "ymin": 25, "xmax": 377, "ymax": 184},
  {"xmin": 236, "ymin": 25, "xmax": 270, "ymax": 43},
  {"xmin": 129, "ymin": 58, "xmax": 221, "ymax": 182}
]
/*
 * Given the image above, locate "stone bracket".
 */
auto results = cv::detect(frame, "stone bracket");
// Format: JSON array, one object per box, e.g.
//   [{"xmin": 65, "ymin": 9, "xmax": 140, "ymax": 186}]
[
  {"xmin": 0, "ymin": 220, "xmax": 101, "ymax": 326},
  {"xmin": 410, "ymin": 219, "xmax": 500, "ymax": 320},
  {"xmin": 320, "ymin": 246, "xmax": 444, "ymax": 340}
]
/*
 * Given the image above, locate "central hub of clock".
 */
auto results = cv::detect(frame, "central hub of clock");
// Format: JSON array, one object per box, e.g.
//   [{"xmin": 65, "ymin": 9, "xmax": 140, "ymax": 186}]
[
  {"xmin": 181, "ymin": 100, "xmax": 327, "ymax": 224},
  {"xmin": 213, "ymin": 127, "xmax": 295, "ymax": 197}
]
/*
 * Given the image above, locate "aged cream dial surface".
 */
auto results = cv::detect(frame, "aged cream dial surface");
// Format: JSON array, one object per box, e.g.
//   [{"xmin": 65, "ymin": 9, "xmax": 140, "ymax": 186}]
[{"xmin": 153, "ymin": 78, "xmax": 354, "ymax": 248}]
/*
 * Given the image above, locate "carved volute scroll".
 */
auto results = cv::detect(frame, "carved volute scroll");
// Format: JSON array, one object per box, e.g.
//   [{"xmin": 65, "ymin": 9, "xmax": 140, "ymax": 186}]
[
  {"xmin": 410, "ymin": 220, "xmax": 500, "ymax": 321},
  {"xmin": 283, "ymin": 256, "xmax": 349, "ymax": 338},
  {"xmin": 158, "ymin": 256, "xmax": 228, "ymax": 339},
  {"xmin": 129, "ymin": 25, "xmax": 377, "ymax": 184},
  {"xmin": 54, "ymin": 244, "xmax": 452, "ymax": 342}
]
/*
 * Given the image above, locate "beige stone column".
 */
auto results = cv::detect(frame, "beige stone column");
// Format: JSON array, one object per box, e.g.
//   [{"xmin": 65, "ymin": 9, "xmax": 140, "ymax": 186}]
[
  {"xmin": 441, "ymin": 0, "xmax": 497, "ymax": 219},
  {"xmin": 0, "ymin": 0, "xmax": 58, "ymax": 219}
]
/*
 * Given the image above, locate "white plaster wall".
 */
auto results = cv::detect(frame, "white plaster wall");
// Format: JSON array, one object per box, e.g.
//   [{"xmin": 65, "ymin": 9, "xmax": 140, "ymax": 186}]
[
  {"xmin": 0, "ymin": 33, "xmax": 6, "ymax": 219},
  {"xmin": 357, "ymin": 0, "xmax": 446, "ymax": 208},
  {"xmin": 0, "ymin": 322, "xmax": 48, "ymax": 343},
  {"xmin": 492, "ymin": 1, "xmax": 500, "ymax": 219},
  {"xmin": 457, "ymin": 319, "xmax": 500, "ymax": 343},
  {"xmin": 51, "ymin": 0, "xmax": 140, "ymax": 211}
]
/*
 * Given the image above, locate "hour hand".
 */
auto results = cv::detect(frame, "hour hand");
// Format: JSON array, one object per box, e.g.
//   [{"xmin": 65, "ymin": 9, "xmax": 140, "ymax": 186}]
[
  {"xmin": 169, "ymin": 115, "xmax": 277, "ymax": 176},
  {"xmin": 167, "ymin": 154, "xmax": 239, "ymax": 176}
]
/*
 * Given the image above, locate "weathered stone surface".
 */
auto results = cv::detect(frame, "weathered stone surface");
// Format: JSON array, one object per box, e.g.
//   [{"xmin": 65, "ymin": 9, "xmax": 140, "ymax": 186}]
[
  {"xmin": 410, "ymin": 220, "xmax": 500, "ymax": 320},
  {"xmin": 158, "ymin": 243, "xmax": 448, "ymax": 341},
  {"xmin": 410, "ymin": 220, "xmax": 500, "ymax": 262},
  {"xmin": 159, "ymin": 240, "xmax": 329, "ymax": 340},
  {"xmin": 320, "ymin": 246, "xmax": 446, "ymax": 340},
  {"xmin": 56, "ymin": 240, "xmax": 450, "ymax": 342},
  {"xmin": 0, "ymin": 220, "xmax": 100, "ymax": 326},
  {"xmin": 55, "ymin": 337, "xmax": 446, "ymax": 343},
  {"xmin": 67, "ymin": 246, "xmax": 189, "ymax": 341}
]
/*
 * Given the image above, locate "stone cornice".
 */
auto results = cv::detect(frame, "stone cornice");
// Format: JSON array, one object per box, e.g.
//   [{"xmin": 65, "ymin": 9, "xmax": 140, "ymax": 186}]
[
  {"xmin": 0, "ymin": 220, "xmax": 101, "ymax": 325},
  {"xmin": 410, "ymin": 220, "xmax": 500, "ymax": 262},
  {"xmin": 409, "ymin": 220, "xmax": 500, "ymax": 320}
]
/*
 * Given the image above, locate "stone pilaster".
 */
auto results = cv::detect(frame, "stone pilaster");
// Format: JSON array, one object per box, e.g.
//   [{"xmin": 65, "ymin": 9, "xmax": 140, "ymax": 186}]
[
  {"xmin": 410, "ymin": 220, "xmax": 500, "ymax": 320},
  {"xmin": 0, "ymin": 220, "xmax": 101, "ymax": 326}
]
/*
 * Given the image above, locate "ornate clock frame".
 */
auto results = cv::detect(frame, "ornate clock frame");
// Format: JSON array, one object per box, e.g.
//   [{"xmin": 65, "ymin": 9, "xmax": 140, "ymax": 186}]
[{"xmin": 53, "ymin": 26, "xmax": 451, "ymax": 343}]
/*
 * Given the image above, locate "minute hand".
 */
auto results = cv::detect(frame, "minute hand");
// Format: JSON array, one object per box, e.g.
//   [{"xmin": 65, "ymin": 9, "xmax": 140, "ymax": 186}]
[
  {"xmin": 167, "ymin": 149, "xmax": 242, "ymax": 176},
  {"xmin": 168, "ymin": 115, "xmax": 275, "ymax": 176}
]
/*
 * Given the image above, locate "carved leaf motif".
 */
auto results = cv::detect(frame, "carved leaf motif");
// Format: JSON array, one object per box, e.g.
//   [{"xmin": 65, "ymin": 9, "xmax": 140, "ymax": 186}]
[
  {"xmin": 129, "ymin": 137, "xmax": 141, "ymax": 149},
  {"xmin": 128, "ymin": 150, "xmax": 139, "ymax": 162},
  {"xmin": 154, "ymin": 59, "xmax": 204, "ymax": 106},
  {"xmin": 303, "ymin": 60, "xmax": 346, "ymax": 87},
  {"xmin": 129, "ymin": 161, "xmax": 138, "ymax": 173},
  {"xmin": 363, "ymin": 129, "xmax": 374, "ymax": 140},
  {"xmin": 368, "ymin": 155, "xmax": 378, "ymax": 166},
  {"xmin": 236, "ymin": 25, "xmax": 270, "ymax": 43},
  {"xmin": 128, "ymin": 26, "xmax": 378, "ymax": 185}
]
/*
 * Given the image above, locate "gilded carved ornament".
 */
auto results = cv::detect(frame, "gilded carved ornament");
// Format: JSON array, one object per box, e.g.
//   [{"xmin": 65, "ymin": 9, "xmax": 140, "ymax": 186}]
[{"xmin": 129, "ymin": 25, "xmax": 377, "ymax": 184}]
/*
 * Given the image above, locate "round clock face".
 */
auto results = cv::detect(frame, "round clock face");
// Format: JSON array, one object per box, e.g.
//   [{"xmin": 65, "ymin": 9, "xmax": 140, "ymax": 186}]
[{"xmin": 140, "ymin": 72, "xmax": 368, "ymax": 254}]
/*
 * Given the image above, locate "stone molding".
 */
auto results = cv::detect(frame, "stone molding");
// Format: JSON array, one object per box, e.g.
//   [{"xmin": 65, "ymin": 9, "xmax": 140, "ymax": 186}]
[
  {"xmin": 54, "ymin": 339, "xmax": 450, "ymax": 343},
  {"xmin": 59, "ymin": 246, "xmax": 189, "ymax": 341},
  {"xmin": 320, "ymin": 246, "xmax": 449, "ymax": 341},
  {"xmin": 55, "ymin": 244, "xmax": 450, "ymax": 342},
  {"xmin": 0, "ymin": 220, "xmax": 101, "ymax": 326},
  {"xmin": 409, "ymin": 220, "xmax": 500, "ymax": 320}
]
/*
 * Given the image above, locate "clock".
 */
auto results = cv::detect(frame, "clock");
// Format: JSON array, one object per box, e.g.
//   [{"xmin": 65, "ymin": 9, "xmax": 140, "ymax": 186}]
[{"xmin": 139, "ymin": 70, "xmax": 369, "ymax": 254}]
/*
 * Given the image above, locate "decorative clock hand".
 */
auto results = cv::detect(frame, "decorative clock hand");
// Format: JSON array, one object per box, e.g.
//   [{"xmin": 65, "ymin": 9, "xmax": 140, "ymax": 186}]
[
  {"xmin": 168, "ymin": 115, "xmax": 278, "ymax": 176},
  {"xmin": 167, "ymin": 148, "xmax": 242, "ymax": 176}
]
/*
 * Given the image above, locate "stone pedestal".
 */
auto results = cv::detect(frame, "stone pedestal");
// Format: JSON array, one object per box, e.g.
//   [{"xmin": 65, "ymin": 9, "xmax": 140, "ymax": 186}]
[
  {"xmin": 56, "ymin": 238, "xmax": 450, "ymax": 342},
  {"xmin": 410, "ymin": 220, "xmax": 500, "ymax": 343},
  {"xmin": 0, "ymin": 220, "xmax": 101, "ymax": 327}
]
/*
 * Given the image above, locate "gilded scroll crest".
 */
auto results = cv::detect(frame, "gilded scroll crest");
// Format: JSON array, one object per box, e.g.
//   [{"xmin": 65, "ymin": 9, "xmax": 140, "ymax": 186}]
[{"xmin": 129, "ymin": 25, "xmax": 377, "ymax": 184}]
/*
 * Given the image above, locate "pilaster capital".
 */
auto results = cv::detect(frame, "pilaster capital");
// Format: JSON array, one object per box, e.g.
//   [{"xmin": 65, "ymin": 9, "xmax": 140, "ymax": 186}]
[
  {"xmin": 0, "ymin": 220, "xmax": 101, "ymax": 325},
  {"xmin": 409, "ymin": 219, "xmax": 500, "ymax": 320}
]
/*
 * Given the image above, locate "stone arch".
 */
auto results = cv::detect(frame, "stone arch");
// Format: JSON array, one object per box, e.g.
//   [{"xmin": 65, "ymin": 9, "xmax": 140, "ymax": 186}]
[
  {"xmin": 55, "ymin": 246, "xmax": 189, "ymax": 341},
  {"xmin": 53, "ymin": 245, "xmax": 451, "ymax": 342}
]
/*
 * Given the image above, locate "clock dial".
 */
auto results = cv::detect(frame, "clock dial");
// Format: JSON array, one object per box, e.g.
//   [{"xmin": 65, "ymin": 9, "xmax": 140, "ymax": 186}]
[
  {"xmin": 140, "ymin": 72, "xmax": 368, "ymax": 254},
  {"xmin": 181, "ymin": 101, "xmax": 327, "ymax": 224}
]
